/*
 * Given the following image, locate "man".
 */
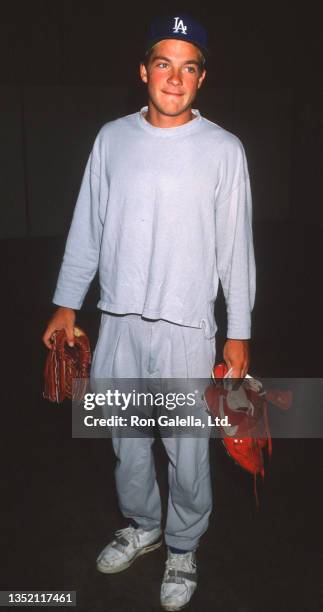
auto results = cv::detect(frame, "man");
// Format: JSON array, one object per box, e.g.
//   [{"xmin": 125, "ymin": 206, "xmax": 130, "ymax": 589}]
[{"xmin": 43, "ymin": 14, "xmax": 255, "ymax": 611}]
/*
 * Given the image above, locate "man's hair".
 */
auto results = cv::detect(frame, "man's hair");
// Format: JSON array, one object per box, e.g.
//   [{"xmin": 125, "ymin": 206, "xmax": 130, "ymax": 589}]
[{"xmin": 142, "ymin": 45, "xmax": 206, "ymax": 74}]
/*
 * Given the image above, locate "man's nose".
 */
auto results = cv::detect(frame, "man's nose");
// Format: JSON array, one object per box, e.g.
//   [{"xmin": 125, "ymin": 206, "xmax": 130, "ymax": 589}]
[{"xmin": 167, "ymin": 68, "xmax": 183, "ymax": 86}]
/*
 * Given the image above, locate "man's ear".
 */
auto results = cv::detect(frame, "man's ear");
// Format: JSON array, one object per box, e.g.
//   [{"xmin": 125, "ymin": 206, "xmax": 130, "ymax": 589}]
[
  {"xmin": 197, "ymin": 69, "xmax": 206, "ymax": 89},
  {"xmin": 140, "ymin": 63, "xmax": 148, "ymax": 84}
]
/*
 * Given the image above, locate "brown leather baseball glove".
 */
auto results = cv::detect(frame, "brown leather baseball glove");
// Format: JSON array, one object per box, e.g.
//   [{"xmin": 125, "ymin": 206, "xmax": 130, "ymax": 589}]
[{"xmin": 43, "ymin": 327, "xmax": 91, "ymax": 403}]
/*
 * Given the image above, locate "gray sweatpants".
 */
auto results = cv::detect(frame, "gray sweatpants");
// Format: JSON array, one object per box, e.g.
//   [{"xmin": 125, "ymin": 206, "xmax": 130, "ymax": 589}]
[{"xmin": 90, "ymin": 312, "xmax": 216, "ymax": 550}]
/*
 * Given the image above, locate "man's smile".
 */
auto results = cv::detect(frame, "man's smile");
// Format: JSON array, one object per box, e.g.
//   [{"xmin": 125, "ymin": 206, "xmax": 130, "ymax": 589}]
[{"xmin": 162, "ymin": 90, "xmax": 184, "ymax": 96}]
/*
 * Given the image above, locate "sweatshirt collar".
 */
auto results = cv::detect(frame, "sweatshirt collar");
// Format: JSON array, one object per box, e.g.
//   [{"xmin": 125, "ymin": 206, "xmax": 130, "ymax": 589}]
[{"xmin": 138, "ymin": 106, "xmax": 202, "ymax": 137}]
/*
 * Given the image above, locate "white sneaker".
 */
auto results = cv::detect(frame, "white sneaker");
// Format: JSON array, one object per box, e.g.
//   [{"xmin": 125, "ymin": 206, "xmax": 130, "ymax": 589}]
[
  {"xmin": 160, "ymin": 549, "xmax": 197, "ymax": 611},
  {"xmin": 96, "ymin": 525, "xmax": 162, "ymax": 574}
]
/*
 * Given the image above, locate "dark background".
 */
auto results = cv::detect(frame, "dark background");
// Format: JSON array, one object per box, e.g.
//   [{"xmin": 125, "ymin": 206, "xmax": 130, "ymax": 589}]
[{"xmin": 1, "ymin": 2, "xmax": 323, "ymax": 611}]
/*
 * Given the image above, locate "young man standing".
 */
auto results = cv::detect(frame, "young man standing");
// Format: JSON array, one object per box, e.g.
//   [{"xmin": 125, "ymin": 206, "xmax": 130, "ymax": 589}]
[{"xmin": 43, "ymin": 14, "xmax": 255, "ymax": 611}]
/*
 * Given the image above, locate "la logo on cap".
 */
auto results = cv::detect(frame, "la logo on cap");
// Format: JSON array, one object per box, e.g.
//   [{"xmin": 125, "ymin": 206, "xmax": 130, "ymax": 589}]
[{"xmin": 172, "ymin": 17, "xmax": 187, "ymax": 35}]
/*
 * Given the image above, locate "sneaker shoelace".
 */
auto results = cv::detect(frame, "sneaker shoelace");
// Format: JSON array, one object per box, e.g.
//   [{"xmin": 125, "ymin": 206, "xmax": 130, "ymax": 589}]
[{"xmin": 112, "ymin": 526, "xmax": 141, "ymax": 551}]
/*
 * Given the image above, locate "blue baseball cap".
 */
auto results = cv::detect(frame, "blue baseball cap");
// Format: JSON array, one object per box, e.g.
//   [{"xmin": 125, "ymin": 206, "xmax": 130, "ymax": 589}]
[{"xmin": 146, "ymin": 14, "xmax": 208, "ymax": 57}]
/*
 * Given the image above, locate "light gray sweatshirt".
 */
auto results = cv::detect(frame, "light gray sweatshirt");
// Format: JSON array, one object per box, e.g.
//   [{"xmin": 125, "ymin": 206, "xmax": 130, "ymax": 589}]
[{"xmin": 53, "ymin": 106, "xmax": 256, "ymax": 339}]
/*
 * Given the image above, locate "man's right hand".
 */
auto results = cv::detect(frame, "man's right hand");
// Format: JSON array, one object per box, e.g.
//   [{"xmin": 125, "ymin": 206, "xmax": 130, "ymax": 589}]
[{"xmin": 42, "ymin": 306, "xmax": 76, "ymax": 349}]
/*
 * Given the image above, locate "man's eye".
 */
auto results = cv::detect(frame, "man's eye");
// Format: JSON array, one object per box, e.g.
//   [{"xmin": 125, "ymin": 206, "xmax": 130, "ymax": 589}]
[
  {"xmin": 157, "ymin": 63, "xmax": 168, "ymax": 68},
  {"xmin": 185, "ymin": 66, "xmax": 197, "ymax": 73}
]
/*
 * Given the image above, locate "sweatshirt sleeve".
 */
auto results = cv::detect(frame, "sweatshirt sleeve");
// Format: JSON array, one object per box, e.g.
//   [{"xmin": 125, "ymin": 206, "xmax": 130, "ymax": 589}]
[
  {"xmin": 215, "ymin": 159, "xmax": 256, "ymax": 340},
  {"xmin": 52, "ymin": 143, "xmax": 103, "ymax": 310}
]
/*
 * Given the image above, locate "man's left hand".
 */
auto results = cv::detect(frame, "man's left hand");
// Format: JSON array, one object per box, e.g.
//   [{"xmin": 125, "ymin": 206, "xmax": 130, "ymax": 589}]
[{"xmin": 223, "ymin": 339, "xmax": 250, "ymax": 380}]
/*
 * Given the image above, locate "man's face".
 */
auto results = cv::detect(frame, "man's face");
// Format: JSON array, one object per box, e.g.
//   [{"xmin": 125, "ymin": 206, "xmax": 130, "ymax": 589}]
[{"xmin": 139, "ymin": 39, "xmax": 206, "ymax": 118}]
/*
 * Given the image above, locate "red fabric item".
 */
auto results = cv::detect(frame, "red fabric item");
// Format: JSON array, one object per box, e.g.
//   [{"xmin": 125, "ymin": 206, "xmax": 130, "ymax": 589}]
[
  {"xmin": 204, "ymin": 362, "xmax": 292, "ymax": 507},
  {"xmin": 43, "ymin": 327, "xmax": 91, "ymax": 403}
]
